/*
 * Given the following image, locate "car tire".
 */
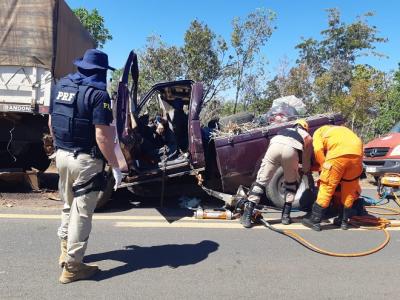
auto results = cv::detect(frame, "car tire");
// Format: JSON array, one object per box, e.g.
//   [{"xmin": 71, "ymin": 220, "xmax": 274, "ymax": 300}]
[
  {"xmin": 96, "ymin": 169, "xmax": 115, "ymax": 210},
  {"xmin": 266, "ymin": 167, "xmax": 315, "ymax": 209},
  {"xmin": 266, "ymin": 167, "xmax": 287, "ymax": 209},
  {"xmin": 219, "ymin": 112, "xmax": 254, "ymax": 128}
]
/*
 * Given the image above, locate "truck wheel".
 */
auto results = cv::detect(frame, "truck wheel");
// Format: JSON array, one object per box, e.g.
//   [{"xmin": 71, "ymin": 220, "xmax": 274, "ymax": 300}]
[
  {"xmin": 29, "ymin": 143, "xmax": 51, "ymax": 172},
  {"xmin": 219, "ymin": 112, "xmax": 254, "ymax": 127},
  {"xmin": 266, "ymin": 167, "xmax": 305, "ymax": 209},
  {"xmin": 96, "ymin": 170, "xmax": 115, "ymax": 210}
]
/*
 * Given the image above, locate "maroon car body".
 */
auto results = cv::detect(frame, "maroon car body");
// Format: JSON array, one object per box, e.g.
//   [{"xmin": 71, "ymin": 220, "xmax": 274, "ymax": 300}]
[{"xmin": 113, "ymin": 51, "xmax": 344, "ymax": 207}]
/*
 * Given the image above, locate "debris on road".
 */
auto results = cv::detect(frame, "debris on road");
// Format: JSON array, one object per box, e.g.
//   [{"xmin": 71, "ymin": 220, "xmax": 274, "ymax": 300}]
[
  {"xmin": 0, "ymin": 198, "xmax": 16, "ymax": 208},
  {"xmin": 44, "ymin": 192, "xmax": 61, "ymax": 201},
  {"xmin": 178, "ymin": 196, "xmax": 201, "ymax": 209}
]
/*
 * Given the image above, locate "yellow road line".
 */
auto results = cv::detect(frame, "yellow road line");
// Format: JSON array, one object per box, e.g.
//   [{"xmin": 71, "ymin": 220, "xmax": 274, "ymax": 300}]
[
  {"xmin": 0, "ymin": 214, "xmax": 194, "ymax": 221},
  {"xmin": 1, "ymin": 213, "xmax": 400, "ymax": 230},
  {"xmin": 115, "ymin": 221, "xmax": 400, "ymax": 230},
  {"xmin": 0, "ymin": 214, "xmax": 60, "ymax": 219}
]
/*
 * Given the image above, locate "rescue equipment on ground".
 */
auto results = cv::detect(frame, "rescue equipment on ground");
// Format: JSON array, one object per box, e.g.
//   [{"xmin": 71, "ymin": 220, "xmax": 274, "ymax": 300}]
[
  {"xmin": 194, "ymin": 172, "xmax": 400, "ymax": 257},
  {"xmin": 195, "ymin": 208, "xmax": 233, "ymax": 220}
]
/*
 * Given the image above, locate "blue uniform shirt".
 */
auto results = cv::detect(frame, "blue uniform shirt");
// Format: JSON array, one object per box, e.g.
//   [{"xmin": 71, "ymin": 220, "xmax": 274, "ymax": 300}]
[
  {"xmin": 50, "ymin": 84, "xmax": 113, "ymax": 126},
  {"xmin": 90, "ymin": 90, "xmax": 113, "ymax": 126}
]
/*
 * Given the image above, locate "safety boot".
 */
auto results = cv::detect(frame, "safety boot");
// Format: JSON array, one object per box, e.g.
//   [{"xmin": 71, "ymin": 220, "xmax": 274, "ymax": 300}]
[
  {"xmin": 240, "ymin": 201, "xmax": 255, "ymax": 228},
  {"xmin": 340, "ymin": 208, "xmax": 352, "ymax": 230},
  {"xmin": 281, "ymin": 202, "xmax": 292, "ymax": 225},
  {"xmin": 333, "ymin": 209, "xmax": 343, "ymax": 227},
  {"xmin": 59, "ymin": 239, "xmax": 67, "ymax": 268},
  {"xmin": 59, "ymin": 262, "xmax": 99, "ymax": 284},
  {"xmin": 302, "ymin": 203, "xmax": 326, "ymax": 231}
]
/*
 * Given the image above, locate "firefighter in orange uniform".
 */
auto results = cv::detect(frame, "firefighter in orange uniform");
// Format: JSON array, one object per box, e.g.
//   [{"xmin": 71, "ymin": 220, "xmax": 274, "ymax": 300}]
[{"xmin": 302, "ymin": 125, "xmax": 363, "ymax": 231}]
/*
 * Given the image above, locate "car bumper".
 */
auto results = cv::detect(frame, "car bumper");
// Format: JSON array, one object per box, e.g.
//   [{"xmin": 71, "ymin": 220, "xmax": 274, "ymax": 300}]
[{"xmin": 363, "ymin": 159, "xmax": 400, "ymax": 176}]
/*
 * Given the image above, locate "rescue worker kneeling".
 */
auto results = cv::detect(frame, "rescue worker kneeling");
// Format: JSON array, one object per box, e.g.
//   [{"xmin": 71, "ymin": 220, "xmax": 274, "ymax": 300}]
[
  {"xmin": 241, "ymin": 119, "xmax": 313, "ymax": 228},
  {"xmin": 302, "ymin": 125, "xmax": 363, "ymax": 231}
]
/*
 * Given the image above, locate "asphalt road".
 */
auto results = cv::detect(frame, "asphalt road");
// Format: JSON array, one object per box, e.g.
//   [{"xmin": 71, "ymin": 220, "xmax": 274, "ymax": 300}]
[{"xmin": 1, "ymin": 187, "xmax": 400, "ymax": 299}]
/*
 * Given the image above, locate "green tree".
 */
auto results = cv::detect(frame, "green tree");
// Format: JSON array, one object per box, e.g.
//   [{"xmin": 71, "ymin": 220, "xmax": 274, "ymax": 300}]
[
  {"xmin": 138, "ymin": 35, "xmax": 184, "ymax": 95},
  {"xmin": 297, "ymin": 9, "xmax": 386, "ymax": 76},
  {"xmin": 199, "ymin": 99, "xmax": 223, "ymax": 125},
  {"xmin": 231, "ymin": 8, "xmax": 276, "ymax": 113},
  {"xmin": 73, "ymin": 8, "xmax": 112, "ymax": 48},
  {"xmin": 183, "ymin": 20, "xmax": 231, "ymax": 103},
  {"xmin": 374, "ymin": 66, "xmax": 400, "ymax": 136},
  {"xmin": 262, "ymin": 62, "xmax": 314, "ymax": 114},
  {"xmin": 221, "ymin": 100, "xmax": 245, "ymax": 116},
  {"xmin": 294, "ymin": 8, "xmax": 387, "ymax": 126},
  {"xmin": 333, "ymin": 65, "xmax": 388, "ymax": 140}
]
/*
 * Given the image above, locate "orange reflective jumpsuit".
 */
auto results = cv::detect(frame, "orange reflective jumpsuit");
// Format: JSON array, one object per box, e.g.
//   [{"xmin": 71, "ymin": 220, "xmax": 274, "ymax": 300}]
[{"xmin": 313, "ymin": 125, "xmax": 363, "ymax": 209}]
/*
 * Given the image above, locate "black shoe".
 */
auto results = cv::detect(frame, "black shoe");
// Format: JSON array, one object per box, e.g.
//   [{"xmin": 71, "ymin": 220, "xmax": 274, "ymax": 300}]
[
  {"xmin": 302, "ymin": 203, "xmax": 325, "ymax": 231},
  {"xmin": 240, "ymin": 201, "xmax": 255, "ymax": 228},
  {"xmin": 281, "ymin": 202, "xmax": 292, "ymax": 225},
  {"xmin": 340, "ymin": 220, "xmax": 350, "ymax": 230}
]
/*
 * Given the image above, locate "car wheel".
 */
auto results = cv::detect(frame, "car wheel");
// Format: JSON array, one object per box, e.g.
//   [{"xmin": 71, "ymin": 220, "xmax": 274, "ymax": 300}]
[
  {"xmin": 266, "ymin": 167, "xmax": 314, "ymax": 209},
  {"xmin": 266, "ymin": 167, "xmax": 286, "ymax": 209}
]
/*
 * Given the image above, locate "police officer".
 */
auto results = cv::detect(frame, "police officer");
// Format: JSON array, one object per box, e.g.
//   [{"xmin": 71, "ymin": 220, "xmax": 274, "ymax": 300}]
[
  {"xmin": 48, "ymin": 49, "xmax": 122, "ymax": 284},
  {"xmin": 241, "ymin": 119, "xmax": 313, "ymax": 228}
]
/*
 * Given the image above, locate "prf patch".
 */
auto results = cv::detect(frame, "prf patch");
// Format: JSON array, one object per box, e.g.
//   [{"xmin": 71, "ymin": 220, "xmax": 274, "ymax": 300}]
[
  {"xmin": 103, "ymin": 102, "xmax": 111, "ymax": 111},
  {"xmin": 56, "ymin": 92, "xmax": 75, "ymax": 102}
]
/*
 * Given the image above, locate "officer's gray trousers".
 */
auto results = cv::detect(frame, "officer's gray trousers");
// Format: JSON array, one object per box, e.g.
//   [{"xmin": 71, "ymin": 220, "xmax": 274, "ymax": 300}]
[
  {"xmin": 56, "ymin": 149, "xmax": 103, "ymax": 264},
  {"xmin": 248, "ymin": 143, "xmax": 299, "ymax": 204}
]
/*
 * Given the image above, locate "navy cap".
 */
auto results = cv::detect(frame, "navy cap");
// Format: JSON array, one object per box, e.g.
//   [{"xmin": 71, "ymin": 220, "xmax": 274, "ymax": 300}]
[{"xmin": 73, "ymin": 49, "xmax": 115, "ymax": 71}]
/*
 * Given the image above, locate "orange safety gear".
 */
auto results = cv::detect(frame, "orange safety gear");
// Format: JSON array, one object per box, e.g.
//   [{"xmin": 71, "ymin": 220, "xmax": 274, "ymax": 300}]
[
  {"xmin": 313, "ymin": 125, "xmax": 363, "ymax": 209},
  {"xmin": 295, "ymin": 119, "xmax": 309, "ymax": 132},
  {"xmin": 316, "ymin": 155, "xmax": 362, "ymax": 209},
  {"xmin": 312, "ymin": 125, "xmax": 362, "ymax": 168}
]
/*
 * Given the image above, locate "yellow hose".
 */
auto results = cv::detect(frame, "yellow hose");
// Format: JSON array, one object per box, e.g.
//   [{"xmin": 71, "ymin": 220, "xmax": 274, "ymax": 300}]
[{"xmin": 261, "ymin": 199, "xmax": 400, "ymax": 257}]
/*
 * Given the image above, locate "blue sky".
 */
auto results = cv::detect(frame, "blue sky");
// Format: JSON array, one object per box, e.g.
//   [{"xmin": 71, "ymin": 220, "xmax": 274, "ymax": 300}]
[{"xmin": 66, "ymin": 0, "xmax": 399, "ymax": 76}]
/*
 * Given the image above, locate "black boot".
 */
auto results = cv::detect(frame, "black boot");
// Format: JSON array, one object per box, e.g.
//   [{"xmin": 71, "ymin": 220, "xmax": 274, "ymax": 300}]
[
  {"xmin": 333, "ymin": 208, "xmax": 343, "ymax": 227},
  {"xmin": 340, "ymin": 208, "xmax": 352, "ymax": 230},
  {"xmin": 240, "ymin": 201, "xmax": 255, "ymax": 228},
  {"xmin": 281, "ymin": 202, "xmax": 292, "ymax": 225},
  {"xmin": 302, "ymin": 203, "xmax": 326, "ymax": 231}
]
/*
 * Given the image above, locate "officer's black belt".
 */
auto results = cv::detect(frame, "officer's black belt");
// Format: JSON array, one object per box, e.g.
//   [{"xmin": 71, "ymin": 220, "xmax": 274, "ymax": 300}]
[
  {"xmin": 72, "ymin": 172, "xmax": 105, "ymax": 197},
  {"xmin": 57, "ymin": 147, "xmax": 104, "ymax": 160}
]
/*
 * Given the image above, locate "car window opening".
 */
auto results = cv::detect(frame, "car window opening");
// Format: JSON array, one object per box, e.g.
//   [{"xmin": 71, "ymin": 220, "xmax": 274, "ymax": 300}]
[{"xmin": 129, "ymin": 85, "xmax": 191, "ymax": 173}]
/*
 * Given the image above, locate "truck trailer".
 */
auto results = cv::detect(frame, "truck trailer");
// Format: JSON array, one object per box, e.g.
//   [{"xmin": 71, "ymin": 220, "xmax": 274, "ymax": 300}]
[{"xmin": 0, "ymin": 0, "xmax": 96, "ymax": 171}]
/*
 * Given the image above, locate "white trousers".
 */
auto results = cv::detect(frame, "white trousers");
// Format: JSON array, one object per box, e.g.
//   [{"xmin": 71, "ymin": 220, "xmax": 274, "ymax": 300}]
[{"xmin": 56, "ymin": 149, "xmax": 103, "ymax": 264}]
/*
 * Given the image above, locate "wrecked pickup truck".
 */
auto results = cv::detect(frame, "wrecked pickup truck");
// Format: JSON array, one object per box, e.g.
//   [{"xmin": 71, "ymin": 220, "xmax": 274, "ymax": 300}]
[{"xmin": 101, "ymin": 51, "xmax": 344, "ymax": 208}]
